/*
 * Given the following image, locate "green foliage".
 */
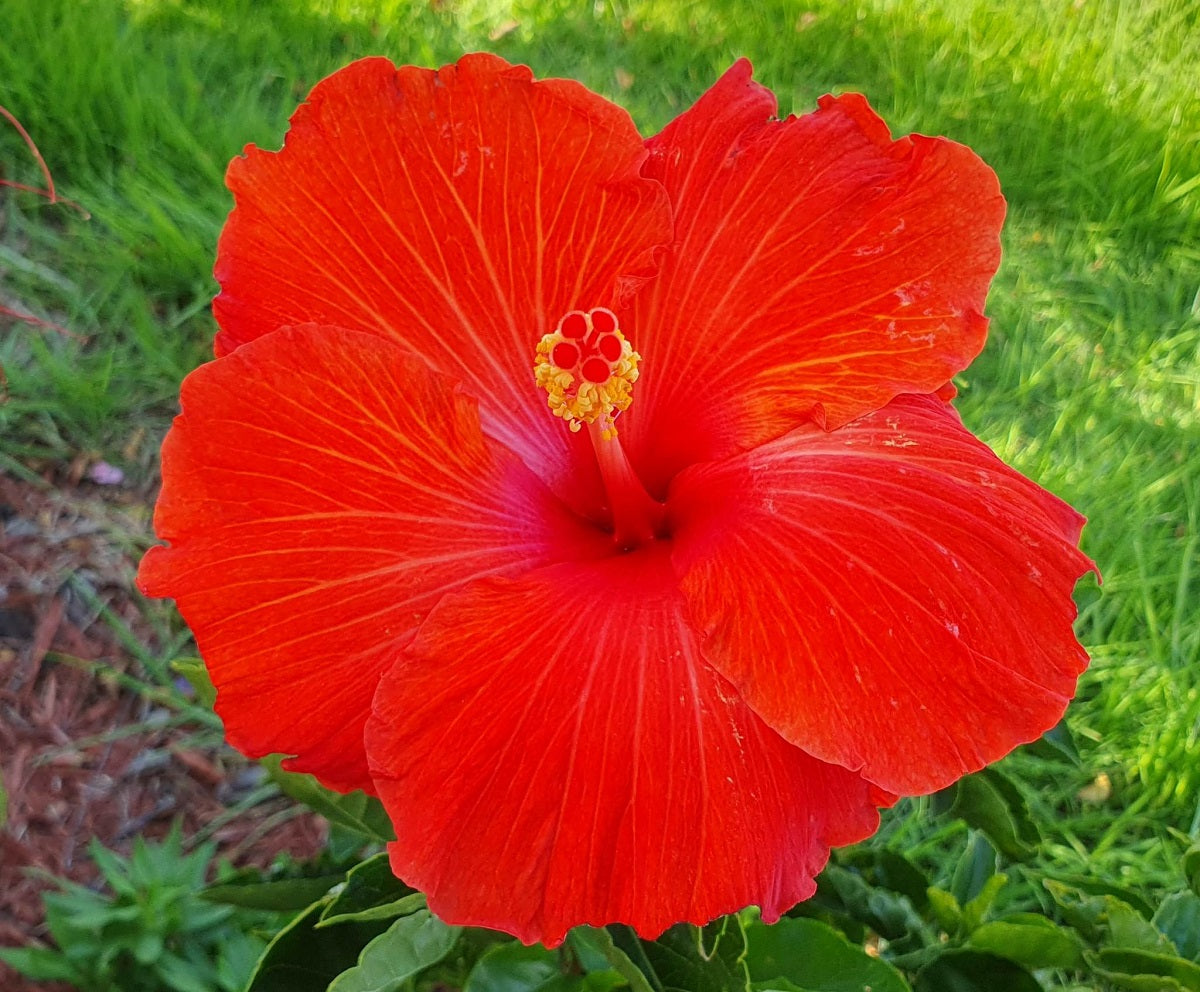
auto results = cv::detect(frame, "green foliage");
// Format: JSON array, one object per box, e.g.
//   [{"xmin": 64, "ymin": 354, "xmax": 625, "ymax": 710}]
[
  {"xmin": 2, "ymin": 0, "xmax": 1198, "ymax": 988},
  {"xmin": 317, "ymin": 854, "xmax": 425, "ymax": 927},
  {"xmin": 262, "ymin": 754, "xmax": 395, "ymax": 845},
  {"xmin": 326, "ymin": 911, "xmax": 461, "ymax": 992},
  {"xmin": 47, "ymin": 751, "xmax": 1177, "ymax": 992},
  {"xmin": 609, "ymin": 918, "xmax": 750, "ymax": 992},
  {"xmin": 244, "ymin": 897, "xmax": 394, "ymax": 992},
  {"xmin": 743, "ymin": 916, "xmax": 911, "ymax": 991},
  {"xmin": 0, "ymin": 823, "xmax": 268, "ymax": 992}
]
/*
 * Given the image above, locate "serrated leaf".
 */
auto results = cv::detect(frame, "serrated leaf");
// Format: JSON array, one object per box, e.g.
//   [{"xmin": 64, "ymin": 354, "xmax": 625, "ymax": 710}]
[
  {"xmin": 609, "ymin": 918, "xmax": 748, "ymax": 992},
  {"xmin": 463, "ymin": 942, "xmax": 562, "ymax": 992},
  {"xmin": 942, "ymin": 769, "xmax": 1039, "ymax": 860},
  {"xmin": 1087, "ymin": 973, "xmax": 1184, "ymax": 992},
  {"xmin": 744, "ymin": 917, "xmax": 911, "ymax": 992},
  {"xmin": 967, "ymin": 914, "xmax": 1084, "ymax": 969},
  {"xmin": 262, "ymin": 755, "xmax": 394, "ymax": 841},
  {"xmin": 1155, "ymin": 892, "xmax": 1200, "ymax": 961},
  {"xmin": 750, "ymin": 980, "xmax": 808, "ymax": 992},
  {"xmin": 1093, "ymin": 947, "xmax": 1200, "ymax": 992},
  {"xmin": 202, "ymin": 874, "xmax": 343, "ymax": 911},
  {"xmin": 326, "ymin": 910, "xmax": 459, "ymax": 992},
  {"xmin": 1108, "ymin": 901, "xmax": 1175, "ymax": 953},
  {"xmin": 172, "ymin": 657, "xmax": 217, "ymax": 709},
  {"xmin": 245, "ymin": 897, "xmax": 392, "ymax": 992},
  {"xmin": 1043, "ymin": 880, "xmax": 1161, "ymax": 947},
  {"xmin": 914, "ymin": 950, "xmax": 1042, "ymax": 992},
  {"xmin": 318, "ymin": 853, "xmax": 425, "ymax": 926},
  {"xmin": 1042, "ymin": 873, "xmax": 1155, "ymax": 917}
]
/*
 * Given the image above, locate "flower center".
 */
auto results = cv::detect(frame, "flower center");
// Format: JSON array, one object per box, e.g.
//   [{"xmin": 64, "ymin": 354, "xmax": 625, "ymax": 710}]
[
  {"xmin": 533, "ymin": 307, "xmax": 664, "ymax": 550},
  {"xmin": 533, "ymin": 307, "xmax": 639, "ymax": 441}
]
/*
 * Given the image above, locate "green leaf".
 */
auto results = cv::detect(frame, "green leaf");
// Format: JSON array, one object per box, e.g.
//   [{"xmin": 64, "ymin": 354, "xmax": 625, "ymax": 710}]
[
  {"xmin": 837, "ymin": 849, "xmax": 931, "ymax": 910},
  {"xmin": 0, "ymin": 772, "xmax": 8, "ymax": 829},
  {"xmin": 157, "ymin": 948, "xmax": 220, "ymax": 992},
  {"xmin": 609, "ymin": 917, "xmax": 748, "ymax": 992},
  {"xmin": 941, "ymin": 769, "xmax": 1039, "ymax": 860},
  {"xmin": 743, "ymin": 917, "xmax": 911, "ymax": 992},
  {"xmin": 1093, "ymin": 948, "xmax": 1200, "ymax": 992},
  {"xmin": 570, "ymin": 928, "xmax": 656, "ymax": 992},
  {"xmin": 133, "ymin": 929, "xmax": 165, "ymax": 965},
  {"xmin": 217, "ymin": 931, "xmax": 270, "ymax": 992},
  {"xmin": 817, "ymin": 863, "xmax": 929, "ymax": 944},
  {"xmin": 0, "ymin": 946, "xmax": 82, "ymax": 982},
  {"xmin": 950, "ymin": 833, "xmax": 997, "ymax": 908},
  {"xmin": 913, "ymin": 950, "xmax": 1043, "ymax": 992},
  {"xmin": 263, "ymin": 755, "xmax": 394, "ymax": 842},
  {"xmin": 927, "ymin": 887, "xmax": 963, "ymax": 935},
  {"xmin": 319, "ymin": 853, "xmax": 425, "ymax": 926},
  {"xmin": 1043, "ymin": 880, "xmax": 1162, "ymax": 947},
  {"xmin": 967, "ymin": 913, "xmax": 1084, "ymax": 969},
  {"xmin": 326, "ymin": 909, "xmax": 460, "ymax": 992},
  {"xmin": 463, "ymin": 943, "xmax": 563, "ymax": 992},
  {"xmin": 1108, "ymin": 901, "xmax": 1175, "ymax": 953},
  {"xmin": 1155, "ymin": 892, "xmax": 1200, "ymax": 961},
  {"xmin": 749, "ymin": 982, "xmax": 808, "ymax": 992},
  {"xmin": 961, "ymin": 873, "xmax": 1007, "ymax": 933},
  {"xmin": 1023, "ymin": 719, "xmax": 1081, "ymax": 764},
  {"xmin": 245, "ymin": 897, "xmax": 393, "ymax": 992},
  {"xmin": 202, "ymin": 874, "xmax": 344, "ymax": 911},
  {"xmin": 1184, "ymin": 845, "xmax": 1200, "ymax": 898},
  {"xmin": 172, "ymin": 657, "xmax": 217, "ymax": 709},
  {"xmin": 86, "ymin": 838, "xmax": 138, "ymax": 897},
  {"xmin": 1041, "ymin": 872, "xmax": 1155, "ymax": 917}
]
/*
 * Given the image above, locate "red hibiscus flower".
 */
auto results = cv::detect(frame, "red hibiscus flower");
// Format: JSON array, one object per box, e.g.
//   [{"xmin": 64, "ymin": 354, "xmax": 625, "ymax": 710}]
[{"xmin": 138, "ymin": 54, "xmax": 1094, "ymax": 946}]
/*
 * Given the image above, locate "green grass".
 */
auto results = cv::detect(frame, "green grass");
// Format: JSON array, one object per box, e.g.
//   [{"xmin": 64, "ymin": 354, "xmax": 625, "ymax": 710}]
[{"xmin": 2, "ymin": 0, "xmax": 1198, "ymax": 920}]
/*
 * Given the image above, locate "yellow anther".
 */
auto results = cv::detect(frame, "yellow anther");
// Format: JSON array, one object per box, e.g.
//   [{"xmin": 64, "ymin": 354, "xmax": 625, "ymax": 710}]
[{"xmin": 534, "ymin": 308, "xmax": 640, "ymax": 440}]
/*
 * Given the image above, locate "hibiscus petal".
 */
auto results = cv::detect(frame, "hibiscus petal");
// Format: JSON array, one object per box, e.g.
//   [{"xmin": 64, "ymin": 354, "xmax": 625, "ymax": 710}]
[
  {"xmin": 213, "ymin": 53, "xmax": 672, "ymax": 513},
  {"xmin": 138, "ymin": 325, "xmax": 601, "ymax": 793},
  {"xmin": 670, "ymin": 394, "xmax": 1095, "ymax": 796},
  {"xmin": 366, "ymin": 550, "xmax": 880, "ymax": 946},
  {"xmin": 623, "ymin": 60, "xmax": 1005, "ymax": 494}
]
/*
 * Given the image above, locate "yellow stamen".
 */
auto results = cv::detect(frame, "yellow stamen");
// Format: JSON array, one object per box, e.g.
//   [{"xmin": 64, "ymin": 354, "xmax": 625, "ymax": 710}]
[{"xmin": 533, "ymin": 307, "xmax": 639, "ymax": 440}]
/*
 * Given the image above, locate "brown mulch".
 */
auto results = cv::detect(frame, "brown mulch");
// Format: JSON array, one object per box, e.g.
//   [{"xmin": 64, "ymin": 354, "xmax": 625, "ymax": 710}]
[{"xmin": 0, "ymin": 468, "xmax": 328, "ymax": 992}]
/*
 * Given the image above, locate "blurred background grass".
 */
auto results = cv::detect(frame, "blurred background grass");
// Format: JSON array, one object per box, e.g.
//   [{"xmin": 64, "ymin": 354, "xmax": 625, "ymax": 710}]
[{"xmin": 1, "ymin": 0, "xmax": 1197, "ymax": 907}]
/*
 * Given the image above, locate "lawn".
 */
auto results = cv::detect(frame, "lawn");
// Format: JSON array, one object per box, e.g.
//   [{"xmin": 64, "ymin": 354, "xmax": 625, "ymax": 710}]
[{"xmin": 1, "ymin": 0, "xmax": 1198, "ymax": 988}]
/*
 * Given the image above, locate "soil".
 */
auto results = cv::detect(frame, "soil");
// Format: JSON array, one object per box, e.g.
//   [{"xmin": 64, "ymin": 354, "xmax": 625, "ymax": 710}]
[{"xmin": 0, "ymin": 468, "xmax": 328, "ymax": 992}]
